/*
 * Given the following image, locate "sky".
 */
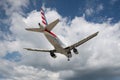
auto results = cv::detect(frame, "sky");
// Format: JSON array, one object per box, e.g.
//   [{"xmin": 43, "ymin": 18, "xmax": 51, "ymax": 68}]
[{"xmin": 0, "ymin": 0, "xmax": 120, "ymax": 80}]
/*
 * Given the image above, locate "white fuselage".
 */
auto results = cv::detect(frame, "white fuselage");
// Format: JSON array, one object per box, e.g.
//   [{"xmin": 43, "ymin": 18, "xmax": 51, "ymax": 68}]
[{"xmin": 43, "ymin": 30, "xmax": 68, "ymax": 55}]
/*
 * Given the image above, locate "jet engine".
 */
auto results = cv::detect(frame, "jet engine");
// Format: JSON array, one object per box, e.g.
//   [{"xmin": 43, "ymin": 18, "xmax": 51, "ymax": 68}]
[
  {"xmin": 73, "ymin": 48, "xmax": 79, "ymax": 54},
  {"xmin": 50, "ymin": 51, "xmax": 57, "ymax": 58}
]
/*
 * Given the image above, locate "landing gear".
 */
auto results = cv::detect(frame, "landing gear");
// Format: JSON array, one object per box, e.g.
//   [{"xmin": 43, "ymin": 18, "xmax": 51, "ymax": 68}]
[
  {"xmin": 67, "ymin": 51, "xmax": 72, "ymax": 61},
  {"xmin": 73, "ymin": 47, "xmax": 79, "ymax": 54},
  {"xmin": 50, "ymin": 51, "xmax": 56, "ymax": 58},
  {"xmin": 68, "ymin": 58, "xmax": 70, "ymax": 61}
]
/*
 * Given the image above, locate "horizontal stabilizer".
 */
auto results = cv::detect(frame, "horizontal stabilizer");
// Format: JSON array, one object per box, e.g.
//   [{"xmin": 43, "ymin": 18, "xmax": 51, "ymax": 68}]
[
  {"xmin": 46, "ymin": 19, "xmax": 59, "ymax": 31},
  {"xmin": 24, "ymin": 48, "xmax": 55, "ymax": 52},
  {"xmin": 25, "ymin": 28, "xmax": 43, "ymax": 32}
]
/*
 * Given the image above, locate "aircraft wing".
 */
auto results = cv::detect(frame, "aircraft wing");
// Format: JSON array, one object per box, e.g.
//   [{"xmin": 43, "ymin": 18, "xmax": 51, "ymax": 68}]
[
  {"xmin": 24, "ymin": 48, "xmax": 55, "ymax": 52},
  {"xmin": 65, "ymin": 32, "xmax": 99, "ymax": 50},
  {"xmin": 46, "ymin": 19, "xmax": 59, "ymax": 31}
]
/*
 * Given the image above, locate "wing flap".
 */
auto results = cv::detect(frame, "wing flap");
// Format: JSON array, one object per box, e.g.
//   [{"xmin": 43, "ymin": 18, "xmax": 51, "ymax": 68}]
[{"xmin": 66, "ymin": 32, "xmax": 99, "ymax": 50}]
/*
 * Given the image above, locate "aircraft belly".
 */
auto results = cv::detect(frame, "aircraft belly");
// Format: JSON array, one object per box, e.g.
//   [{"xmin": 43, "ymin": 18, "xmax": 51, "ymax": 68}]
[{"xmin": 44, "ymin": 32, "xmax": 67, "ymax": 54}]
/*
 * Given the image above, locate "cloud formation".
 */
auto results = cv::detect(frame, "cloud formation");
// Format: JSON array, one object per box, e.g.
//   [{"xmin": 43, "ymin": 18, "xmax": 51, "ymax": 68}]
[{"xmin": 0, "ymin": 0, "xmax": 120, "ymax": 80}]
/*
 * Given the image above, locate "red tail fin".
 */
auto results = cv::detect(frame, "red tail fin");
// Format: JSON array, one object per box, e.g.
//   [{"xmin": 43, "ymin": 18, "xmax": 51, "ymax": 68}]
[{"xmin": 40, "ymin": 8, "xmax": 48, "ymax": 26}]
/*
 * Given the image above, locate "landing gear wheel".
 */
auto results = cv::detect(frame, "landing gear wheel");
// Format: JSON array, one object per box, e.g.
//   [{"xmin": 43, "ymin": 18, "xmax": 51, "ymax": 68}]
[
  {"xmin": 67, "ymin": 54, "xmax": 70, "ymax": 61},
  {"xmin": 73, "ymin": 47, "xmax": 78, "ymax": 54},
  {"xmin": 67, "ymin": 51, "xmax": 71, "ymax": 61},
  {"xmin": 68, "ymin": 58, "xmax": 70, "ymax": 61}
]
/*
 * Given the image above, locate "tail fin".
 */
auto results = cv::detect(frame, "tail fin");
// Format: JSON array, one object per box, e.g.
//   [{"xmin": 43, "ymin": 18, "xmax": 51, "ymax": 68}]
[
  {"xmin": 40, "ymin": 8, "xmax": 59, "ymax": 31},
  {"xmin": 25, "ymin": 8, "xmax": 59, "ymax": 32},
  {"xmin": 40, "ymin": 8, "xmax": 48, "ymax": 26}
]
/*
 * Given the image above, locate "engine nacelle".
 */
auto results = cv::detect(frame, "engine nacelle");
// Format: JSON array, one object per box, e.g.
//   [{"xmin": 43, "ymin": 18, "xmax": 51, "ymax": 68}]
[
  {"xmin": 50, "ymin": 51, "xmax": 57, "ymax": 58},
  {"xmin": 73, "ymin": 48, "xmax": 79, "ymax": 54}
]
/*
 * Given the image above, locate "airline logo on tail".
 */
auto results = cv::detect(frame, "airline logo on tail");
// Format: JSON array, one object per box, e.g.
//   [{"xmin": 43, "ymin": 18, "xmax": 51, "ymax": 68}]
[{"xmin": 40, "ymin": 8, "xmax": 48, "ymax": 26}]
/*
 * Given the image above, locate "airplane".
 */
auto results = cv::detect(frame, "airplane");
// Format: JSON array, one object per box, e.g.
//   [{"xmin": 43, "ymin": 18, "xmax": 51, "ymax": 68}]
[{"xmin": 24, "ymin": 8, "xmax": 99, "ymax": 61}]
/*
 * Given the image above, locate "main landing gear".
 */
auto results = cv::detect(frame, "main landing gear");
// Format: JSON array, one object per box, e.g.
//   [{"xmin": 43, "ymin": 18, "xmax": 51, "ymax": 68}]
[
  {"xmin": 68, "ymin": 58, "xmax": 70, "ymax": 61},
  {"xmin": 73, "ymin": 47, "xmax": 79, "ymax": 54},
  {"xmin": 67, "ymin": 51, "xmax": 72, "ymax": 61},
  {"xmin": 50, "ymin": 51, "xmax": 56, "ymax": 58}
]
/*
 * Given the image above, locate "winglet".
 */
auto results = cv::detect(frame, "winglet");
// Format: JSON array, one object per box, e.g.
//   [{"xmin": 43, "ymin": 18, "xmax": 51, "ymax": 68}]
[{"xmin": 94, "ymin": 31, "xmax": 99, "ymax": 36}]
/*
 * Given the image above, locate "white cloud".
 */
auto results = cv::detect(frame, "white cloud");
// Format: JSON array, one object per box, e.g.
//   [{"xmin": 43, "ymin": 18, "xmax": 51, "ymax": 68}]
[
  {"xmin": 12, "ymin": 65, "xmax": 60, "ymax": 80},
  {"xmin": 7, "ymin": 0, "xmax": 29, "ymax": 8},
  {"xmin": 96, "ymin": 4, "xmax": 104, "ymax": 12},
  {"xmin": 0, "ymin": 1, "xmax": 120, "ymax": 80},
  {"xmin": 85, "ymin": 4, "xmax": 104, "ymax": 16},
  {"xmin": 0, "ymin": 0, "xmax": 29, "ymax": 17},
  {"xmin": 85, "ymin": 8, "xmax": 94, "ymax": 16},
  {"xmin": 0, "ymin": 59, "xmax": 60, "ymax": 80}
]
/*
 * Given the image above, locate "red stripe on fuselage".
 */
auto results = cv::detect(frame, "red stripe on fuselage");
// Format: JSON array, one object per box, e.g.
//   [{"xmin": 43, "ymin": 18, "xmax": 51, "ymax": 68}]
[{"xmin": 45, "ymin": 29, "xmax": 57, "ymax": 37}]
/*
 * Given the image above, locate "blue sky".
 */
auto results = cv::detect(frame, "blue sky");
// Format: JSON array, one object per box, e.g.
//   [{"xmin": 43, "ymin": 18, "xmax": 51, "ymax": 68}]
[
  {"xmin": 0, "ymin": 0, "xmax": 120, "ymax": 80},
  {"xmin": 1, "ymin": 0, "xmax": 120, "ymax": 33},
  {"xmin": 25, "ymin": 0, "xmax": 120, "ymax": 23},
  {"xmin": 1, "ymin": 0, "xmax": 120, "ymax": 22}
]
